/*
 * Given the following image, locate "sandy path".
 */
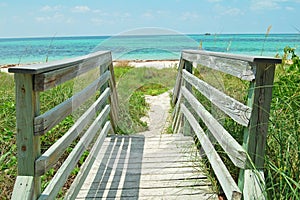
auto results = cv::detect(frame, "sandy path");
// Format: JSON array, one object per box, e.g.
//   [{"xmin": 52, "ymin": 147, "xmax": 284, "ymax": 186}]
[{"xmin": 139, "ymin": 91, "xmax": 172, "ymax": 136}]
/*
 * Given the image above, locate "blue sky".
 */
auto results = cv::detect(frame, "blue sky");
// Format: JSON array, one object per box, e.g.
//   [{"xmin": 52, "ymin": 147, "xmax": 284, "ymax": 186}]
[{"xmin": 0, "ymin": 0, "xmax": 300, "ymax": 37}]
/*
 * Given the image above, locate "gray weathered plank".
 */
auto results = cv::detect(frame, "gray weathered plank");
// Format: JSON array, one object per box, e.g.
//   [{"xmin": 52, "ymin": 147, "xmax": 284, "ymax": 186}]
[
  {"xmin": 34, "ymin": 71, "xmax": 110, "ymax": 135},
  {"xmin": 182, "ymin": 50, "xmax": 282, "ymax": 63},
  {"xmin": 172, "ymin": 57, "xmax": 185, "ymax": 105},
  {"xmin": 35, "ymin": 88, "xmax": 110, "ymax": 176},
  {"xmin": 34, "ymin": 56, "xmax": 111, "ymax": 91},
  {"xmin": 76, "ymin": 134, "xmax": 216, "ymax": 200},
  {"xmin": 182, "ymin": 50, "xmax": 255, "ymax": 81},
  {"xmin": 9, "ymin": 51, "xmax": 111, "ymax": 74},
  {"xmin": 11, "ymin": 176, "xmax": 34, "ymax": 200},
  {"xmin": 243, "ymin": 169, "xmax": 266, "ymax": 200},
  {"xmin": 14, "ymin": 73, "xmax": 41, "ymax": 198},
  {"xmin": 64, "ymin": 122, "xmax": 112, "ymax": 200},
  {"xmin": 246, "ymin": 63, "xmax": 276, "ymax": 168},
  {"xmin": 181, "ymin": 50, "xmax": 281, "ymax": 81},
  {"xmin": 182, "ymin": 69, "xmax": 251, "ymax": 126},
  {"xmin": 38, "ymin": 105, "xmax": 110, "ymax": 200},
  {"xmin": 181, "ymin": 86, "xmax": 247, "ymax": 169},
  {"xmin": 180, "ymin": 104, "xmax": 242, "ymax": 200}
]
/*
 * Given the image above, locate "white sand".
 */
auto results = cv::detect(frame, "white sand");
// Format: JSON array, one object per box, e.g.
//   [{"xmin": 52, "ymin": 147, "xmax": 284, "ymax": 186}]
[
  {"xmin": 139, "ymin": 91, "xmax": 172, "ymax": 136},
  {"xmin": 114, "ymin": 60, "xmax": 179, "ymax": 69}
]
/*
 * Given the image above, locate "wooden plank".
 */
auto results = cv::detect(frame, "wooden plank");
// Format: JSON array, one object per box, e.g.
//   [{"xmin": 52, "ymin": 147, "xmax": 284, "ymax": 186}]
[
  {"xmin": 9, "ymin": 51, "xmax": 111, "ymax": 74},
  {"xmin": 174, "ymin": 111, "xmax": 183, "ymax": 134},
  {"xmin": 77, "ymin": 186, "xmax": 212, "ymax": 198},
  {"xmin": 81, "ymin": 178, "xmax": 210, "ymax": 190},
  {"xmin": 246, "ymin": 63, "xmax": 276, "ymax": 168},
  {"xmin": 76, "ymin": 134, "xmax": 215, "ymax": 199},
  {"xmin": 182, "ymin": 69, "xmax": 251, "ymax": 126},
  {"xmin": 180, "ymin": 104, "xmax": 242, "ymax": 200},
  {"xmin": 108, "ymin": 74, "xmax": 119, "ymax": 131},
  {"xmin": 14, "ymin": 74, "xmax": 41, "ymax": 198},
  {"xmin": 38, "ymin": 105, "xmax": 110, "ymax": 200},
  {"xmin": 34, "ymin": 71, "xmax": 110, "ymax": 135},
  {"xmin": 243, "ymin": 169, "xmax": 266, "ymax": 200},
  {"xmin": 238, "ymin": 81, "xmax": 255, "ymax": 191},
  {"xmin": 182, "ymin": 50, "xmax": 282, "ymax": 63},
  {"xmin": 182, "ymin": 50, "xmax": 281, "ymax": 79},
  {"xmin": 182, "ymin": 50, "xmax": 255, "ymax": 81},
  {"xmin": 11, "ymin": 176, "xmax": 34, "ymax": 200},
  {"xmin": 183, "ymin": 61, "xmax": 193, "ymax": 136},
  {"xmin": 171, "ymin": 91, "xmax": 182, "ymax": 130},
  {"xmin": 34, "ymin": 57, "xmax": 111, "ymax": 91},
  {"xmin": 172, "ymin": 57, "xmax": 184, "ymax": 105},
  {"xmin": 64, "ymin": 122, "xmax": 112, "ymax": 200},
  {"xmin": 181, "ymin": 86, "xmax": 247, "ymax": 169},
  {"xmin": 35, "ymin": 89, "xmax": 110, "ymax": 176}
]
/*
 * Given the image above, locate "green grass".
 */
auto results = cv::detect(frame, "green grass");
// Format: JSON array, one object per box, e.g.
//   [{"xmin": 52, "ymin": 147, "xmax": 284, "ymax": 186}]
[
  {"xmin": 0, "ymin": 73, "xmax": 16, "ymax": 199},
  {"xmin": 115, "ymin": 66, "xmax": 177, "ymax": 134}
]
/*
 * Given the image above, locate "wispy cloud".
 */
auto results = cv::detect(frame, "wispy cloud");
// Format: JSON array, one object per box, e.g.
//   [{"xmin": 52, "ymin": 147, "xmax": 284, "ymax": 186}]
[
  {"xmin": 214, "ymin": 5, "xmax": 244, "ymax": 16},
  {"xmin": 71, "ymin": 6, "xmax": 90, "ymax": 13},
  {"xmin": 250, "ymin": 0, "xmax": 280, "ymax": 10},
  {"xmin": 285, "ymin": 6, "xmax": 295, "ymax": 10},
  {"xmin": 40, "ymin": 5, "xmax": 62, "ymax": 12},
  {"xmin": 35, "ymin": 13, "xmax": 65, "ymax": 23}
]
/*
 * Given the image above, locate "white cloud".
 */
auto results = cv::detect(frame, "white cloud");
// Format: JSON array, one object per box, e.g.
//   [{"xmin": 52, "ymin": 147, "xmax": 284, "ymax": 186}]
[
  {"xmin": 222, "ymin": 7, "xmax": 244, "ymax": 16},
  {"xmin": 214, "ymin": 5, "xmax": 244, "ymax": 16},
  {"xmin": 35, "ymin": 13, "xmax": 64, "ymax": 23},
  {"xmin": 40, "ymin": 5, "xmax": 62, "ymax": 12},
  {"xmin": 285, "ymin": 6, "xmax": 294, "ymax": 10},
  {"xmin": 251, "ymin": 1, "xmax": 280, "ymax": 10},
  {"xmin": 71, "ymin": 6, "xmax": 90, "ymax": 13}
]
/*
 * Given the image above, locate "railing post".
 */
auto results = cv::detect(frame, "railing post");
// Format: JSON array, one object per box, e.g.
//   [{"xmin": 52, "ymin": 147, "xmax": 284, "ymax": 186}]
[
  {"xmin": 13, "ymin": 73, "xmax": 41, "ymax": 199},
  {"xmin": 182, "ymin": 60, "xmax": 193, "ymax": 136},
  {"xmin": 239, "ymin": 62, "xmax": 276, "ymax": 200}
]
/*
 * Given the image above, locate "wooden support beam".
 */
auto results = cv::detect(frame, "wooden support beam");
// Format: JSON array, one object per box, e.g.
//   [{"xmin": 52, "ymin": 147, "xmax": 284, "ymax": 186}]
[{"xmin": 14, "ymin": 73, "xmax": 41, "ymax": 199}]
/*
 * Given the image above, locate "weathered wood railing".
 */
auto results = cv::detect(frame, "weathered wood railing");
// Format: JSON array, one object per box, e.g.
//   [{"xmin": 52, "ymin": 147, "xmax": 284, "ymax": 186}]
[
  {"xmin": 172, "ymin": 50, "xmax": 281, "ymax": 200},
  {"xmin": 9, "ymin": 51, "xmax": 119, "ymax": 199}
]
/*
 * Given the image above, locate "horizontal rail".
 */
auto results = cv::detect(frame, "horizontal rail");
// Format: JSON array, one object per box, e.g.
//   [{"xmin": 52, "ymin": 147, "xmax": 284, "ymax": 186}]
[
  {"xmin": 181, "ymin": 104, "xmax": 242, "ymax": 200},
  {"xmin": 8, "ymin": 51, "xmax": 111, "ymax": 74},
  {"xmin": 34, "ymin": 57, "xmax": 110, "ymax": 91},
  {"xmin": 38, "ymin": 105, "xmax": 111, "ymax": 199},
  {"xmin": 35, "ymin": 88, "xmax": 111, "ymax": 176},
  {"xmin": 34, "ymin": 71, "xmax": 110, "ymax": 135},
  {"xmin": 182, "ymin": 50, "xmax": 282, "ymax": 64},
  {"xmin": 182, "ymin": 69, "xmax": 251, "ymax": 126},
  {"xmin": 181, "ymin": 87, "xmax": 247, "ymax": 168}
]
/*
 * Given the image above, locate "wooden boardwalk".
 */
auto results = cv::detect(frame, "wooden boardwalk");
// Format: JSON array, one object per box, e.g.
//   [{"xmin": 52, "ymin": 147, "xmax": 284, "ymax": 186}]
[{"xmin": 76, "ymin": 134, "xmax": 217, "ymax": 199}]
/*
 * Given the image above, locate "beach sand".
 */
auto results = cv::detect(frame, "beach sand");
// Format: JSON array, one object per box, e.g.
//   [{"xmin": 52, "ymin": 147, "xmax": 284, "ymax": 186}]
[{"xmin": 114, "ymin": 60, "xmax": 179, "ymax": 69}]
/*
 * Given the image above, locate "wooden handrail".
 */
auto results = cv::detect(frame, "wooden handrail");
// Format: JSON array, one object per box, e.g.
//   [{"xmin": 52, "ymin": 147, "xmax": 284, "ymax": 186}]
[
  {"xmin": 10, "ymin": 51, "xmax": 119, "ymax": 199},
  {"xmin": 172, "ymin": 50, "xmax": 281, "ymax": 200}
]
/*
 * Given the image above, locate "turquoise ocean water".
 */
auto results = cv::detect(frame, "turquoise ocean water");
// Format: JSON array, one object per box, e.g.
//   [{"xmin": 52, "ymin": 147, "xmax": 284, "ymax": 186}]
[{"xmin": 0, "ymin": 34, "xmax": 299, "ymax": 65}]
